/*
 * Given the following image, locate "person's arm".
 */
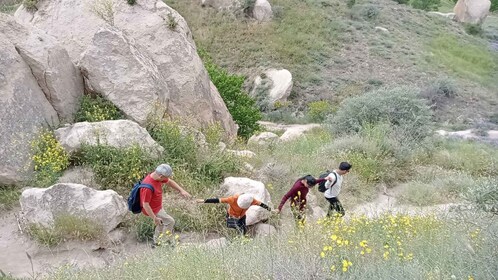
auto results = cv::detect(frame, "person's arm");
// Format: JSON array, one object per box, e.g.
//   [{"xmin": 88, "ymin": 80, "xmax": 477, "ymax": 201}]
[
  {"xmin": 277, "ymin": 183, "xmax": 299, "ymax": 212},
  {"xmin": 166, "ymin": 179, "xmax": 192, "ymax": 198},
  {"xmin": 142, "ymin": 202, "xmax": 162, "ymax": 225},
  {"xmin": 259, "ymin": 202, "xmax": 272, "ymax": 211},
  {"xmin": 324, "ymin": 173, "xmax": 337, "ymax": 189},
  {"xmin": 196, "ymin": 198, "xmax": 221, "ymax": 203}
]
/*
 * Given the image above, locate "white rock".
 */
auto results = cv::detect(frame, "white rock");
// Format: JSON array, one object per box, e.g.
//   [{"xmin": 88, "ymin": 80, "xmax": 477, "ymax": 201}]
[
  {"xmin": 20, "ymin": 183, "xmax": 128, "ymax": 233},
  {"xmin": 251, "ymin": 69, "xmax": 293, "ymax": 106},
  {"xmin": 454, "ymin": 0, "xmax": 491, "ymax": 24},
  {"xmin": 54, "ymin": 120, "xmax": 164, "ymax": 156},
  {"xmin": 248, "ymin": 132, "xmax": 279, "ymax": 146},
  {"xmin": 252, "ymin": 223, "xmax": 276, "ymax": 237},
  {"xmin": 252, "ymin": 0, "xmax": 273, "ymax": 21}
]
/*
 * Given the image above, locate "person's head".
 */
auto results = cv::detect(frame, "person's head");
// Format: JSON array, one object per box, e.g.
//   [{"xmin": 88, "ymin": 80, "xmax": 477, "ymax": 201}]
[
  {"xmin": 237, "ymin": 193, "xmax": 254, "ymax": 209},
  {"xmin": 153, "ymin": 163, "xmax": 173, "ymax": 180},
  {"xmin": 337, "ymin": 162, "xmax": 352, "ymax": 175},
  {"xmin": 301, "ymin": 175, "xmax": 317, "ymax": 188}
]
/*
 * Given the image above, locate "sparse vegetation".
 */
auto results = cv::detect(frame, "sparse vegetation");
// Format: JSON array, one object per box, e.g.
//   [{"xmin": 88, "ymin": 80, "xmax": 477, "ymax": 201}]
[
  {"xmin": 75, "ymin": 94, "xmax": 123, "ymax": 123},
  {"xmin": 22, "ymin": 0, "xmax": 37, "ymax": 11},
  {"xmin": 126, "ymin": 0, "xmax": 135, "ymax": 5},
  {"xmin": 0, "ymin": 186, "xmax": 21, "ymax": 210},
  {"xmin": 91, "ymin": 0, "xmax": 115, "ymax": 26},
  {"xmin": 166, "ymin": 12, "xmax": 178, "ymax": 30}
]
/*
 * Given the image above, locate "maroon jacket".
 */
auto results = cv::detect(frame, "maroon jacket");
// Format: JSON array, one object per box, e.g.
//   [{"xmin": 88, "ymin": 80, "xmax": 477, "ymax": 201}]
[{"xmin": 278, "ymin": 178, "xmax": 326, "ymax": 211}]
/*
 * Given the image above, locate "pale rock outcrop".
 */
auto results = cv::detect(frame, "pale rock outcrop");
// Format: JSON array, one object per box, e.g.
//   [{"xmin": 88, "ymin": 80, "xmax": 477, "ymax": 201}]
[
  {"xmin": 226, "ymin": 149, "xmax": 256, "ymax": 158},
  {"xmin": 251, "ymin": 223, "xmax": 276, "ymax": 237},
  {"xmin": 220, "ymin": 177, "xmax": 272, "ymax": 225},
  {"xmin": 54, "ymin": 120, "xmax": 164, "ymax": 156},
  {"xmin": 79, "ymin": 28, "xmax": 169, "ymax": 126},
  {"xmin": 0, "ymin": 32, "xmax": 58, "ymax": 185},
  {"xmin": 15, "ymin": 0, "xmax": 237, "ymax": 137},
  {"xmin": 248, "ymin": 131, "xmax": 279, "ymax": 146},
  {"xmin": 20, "ymin": 183, "xmax": 127, "ymax": 233},
  {"xmin": 258, "ymin": 121, "xmax": 321, "ymax": 142},
  {"xmin": 453, "ymin": 0, "xmax": 491, "ymax": 24},
  {"xmin": 428, "ymin": 11, "xmax": 456, "ymax": 19},
  {"xmin": 0, "ymin": 14, "xmax": 83, "ymax": 122},
  {"xmin": 251, "ymin": 69, "xmax": 292, "ymax": 106},
  {"xmin": 252, "ymin": 0, "xmax": 272, "ymax": 21}
]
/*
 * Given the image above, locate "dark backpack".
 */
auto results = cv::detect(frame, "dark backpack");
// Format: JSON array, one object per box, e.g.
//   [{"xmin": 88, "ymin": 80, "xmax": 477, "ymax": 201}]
[
  {"xmin": 127, "ymin": 181, "xmax": 154, "ymax": 214},
  {"xmin": 318, "ymin": 170, "xmax": 337, "ymax": 193}
]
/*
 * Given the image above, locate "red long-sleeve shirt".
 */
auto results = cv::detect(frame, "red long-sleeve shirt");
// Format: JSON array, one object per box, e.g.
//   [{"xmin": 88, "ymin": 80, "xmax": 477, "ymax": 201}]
[{"xmin": 278, "ymin": 178, "xmax": 326, "ymax": 211}]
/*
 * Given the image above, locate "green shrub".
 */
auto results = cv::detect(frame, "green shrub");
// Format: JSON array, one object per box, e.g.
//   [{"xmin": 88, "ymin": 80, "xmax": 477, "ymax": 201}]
[
  {"xmin": 410, "ymin": 0, "xmax": 441, "ymax": 11},
  {"xmin": 307, "ymin": 100, "xmax": 333, "ymax": 123},
  {"xmin": 75, "ymin": 95, "xmax": 123, "ymax": 123},
  {"xmin": 22, "ymin": 0, "xmax": 37, "ymax": 11},
  {"xmin": 328, "ymin": 87, "xmax": 433, "ymax": 141},
  {"xmin": 126, "ymin": 0, "xmax": 135, "ymax": 5},
  {"xmin": 393, "ymin": 0, "xmax": 410, "ymax": 4},
  {"xmin": 351, "ymin": 5, "xmax": 380, "ymax": 21},
  {"xmin": 131, "ymin": 214, "xmax": 155, "ymax": 242},
  {"xmin": 421, "ymin": 78, "xmax": 457, "ymax": 110},
  {"xmin": 31, "ymin": 130, "xmax": 70, "ymax": 187},
  {"xmin": 199, "ymin": 50, "xmax": 261, "ymax": 139},
  {"xmin": 252, "ymin": 75, "xmax": 273, "ymax": 112},
  {"xmin": 0, "ymin": 186, "xmax": 21, "ymax": 210},
  {"xmin": 347, "ymin": 0, "xmax": 356, "ymax": 8},
  {"xmin": 464, "ymin": 177, "xmax": 498, "ymax": 214},
  {"xmin": 464, "ymin": 23, "xmax": 483, "ymax": 36},
  {"xmin": 492, "ymin": 0, "xmax": 498, "ymax": 12},
  {"xmin": 75, "ymin": 144, "xmax": 154, "ymax": 194}
]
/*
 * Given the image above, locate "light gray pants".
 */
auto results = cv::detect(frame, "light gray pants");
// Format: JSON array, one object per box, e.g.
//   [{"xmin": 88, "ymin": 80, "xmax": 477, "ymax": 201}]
[{"xmin": 153, "ymin": 209, "xmax": 175, "ymax": 244}]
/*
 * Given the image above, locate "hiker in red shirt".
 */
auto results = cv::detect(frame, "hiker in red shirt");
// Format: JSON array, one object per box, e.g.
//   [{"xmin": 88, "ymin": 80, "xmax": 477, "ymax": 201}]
[
  {"xmin": 196, "ymin": 193, "xmax": 273, "ymax": 235},
  {"xmin": 140, "ymin": 164, "xmax": 191, "ymax": 247},
  {"xmin": 276, "ymin": 175, "xmax": 326, "ymax": 224}
]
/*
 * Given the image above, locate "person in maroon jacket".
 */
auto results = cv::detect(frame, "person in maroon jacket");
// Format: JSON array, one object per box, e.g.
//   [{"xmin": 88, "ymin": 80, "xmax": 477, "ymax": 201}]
[{"xmin": 276, "ymin": 175, "xmax": 326, "ymax": 223}]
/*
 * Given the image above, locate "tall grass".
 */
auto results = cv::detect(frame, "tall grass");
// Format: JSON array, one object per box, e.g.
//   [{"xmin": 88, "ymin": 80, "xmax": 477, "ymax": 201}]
[
  {"xmin": 46, "ymin": 213, "xmax": 498, "ymax": 279},
  {"xmin": 0, "ymin": 186, "xmax": 20, "ymax": 210},
  {"xmin": 429, "ymin": 36, "xmax": 498, "ymax": 84}
]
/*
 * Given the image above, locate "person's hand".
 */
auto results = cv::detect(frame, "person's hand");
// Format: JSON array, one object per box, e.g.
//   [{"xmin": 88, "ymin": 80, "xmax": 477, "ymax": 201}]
[
  {"xmin": 153, "ymin": 216, "xmax": 163, "ymax": 226},
  {"xmin": 180, "ymin": 190, "xmax": 192, "ymax": 199},
  {"xmin": 195, "ymin": 198, "xmax": 205, "ymax": 203},
  {"xmin": 273, "ymin": 209, "xmax": 280, "ymax": 214}
]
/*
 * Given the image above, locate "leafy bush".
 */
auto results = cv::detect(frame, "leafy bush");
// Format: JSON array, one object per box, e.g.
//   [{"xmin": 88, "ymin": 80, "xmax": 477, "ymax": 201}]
[
  {"xmin": 464, "ymin": 177, "xmax": 498, "ymax": 214},
  {"xmin": 199, "ymin": 50, "xmax": 261, "ymax": 139},
  {"xmin": 328, "ymin": 87, "xmax": 433, "ymax": 141},
  {"xmin": 410, "ymin": 0, "xmax": 441, "ymax": 11},
  {"xmin": 492, "ymin": 0, "xmax": 498, "ymax": 11},
  {"xmin": 126, "ymin": 0, "xmax": 135, "ymax": 5},
  {"xmin": 393, "ymin": 0, "xmax": 410, "ymax": 4},
  {"xmin": 351, "ymin": 5, "xmax": 380, "ymax": 21},
  {"xmin": 75, "ymin": 144, "xmax": 154, "ymax": 194},
  {"xmin": 131, "ymin": 214, "xmax": 155, "ymax": 242},
  {"xmin": 75, "ymin": 95, "xmax": 123, "ymax": 123},
  {"xmin": 31, "ymin": 131, "xmax": 70, "ymax": 187},
  {"xmin": 22, "ymin": 0, "xmax": 37, "ymax": 11},
  {"xmin": 307, "ymin": 100, "xmax": 333, "ymax": 123},
  {"xmin": 421, "ymin": 78, "xmax": 457, "ymax": 110}
]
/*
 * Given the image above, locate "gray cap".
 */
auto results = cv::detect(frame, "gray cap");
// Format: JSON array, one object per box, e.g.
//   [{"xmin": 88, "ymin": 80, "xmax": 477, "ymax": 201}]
[{"xmin": 155, "ymin": 164, "xmax": 173, "ymax": 177}]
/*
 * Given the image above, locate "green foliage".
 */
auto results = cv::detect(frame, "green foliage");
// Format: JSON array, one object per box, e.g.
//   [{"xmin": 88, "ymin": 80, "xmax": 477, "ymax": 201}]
[
  {"xmin": 76, "ymin": 144, "xmax": 154, "ymax": 194},
  {"xmin": 421, "ymin": 78, "xmax": 457, "ymax": 110},
  {"xmin": 131, "ymin": 214, "xmax": 155, "ymax": 242},
  {"xmin": 464, "ymin": 177, "xmax": 498, "ymax": 214},
  {"xmin": 429, "ymin": 36, "xmax": 497, "ymax": 83},
  {"xmin": 28, "ymin": 215, "xmax": 103, "ymax": 247},
  {"xmin": 31, "ymin": 130, "xmax": 70, "ymax": 187},
  {"xmin": 492, "ymin": 0, "xmax": 498, "ymax": 11},
  {"xmin": 22, "ymin": 0, "xmax": 37, "ymax": 11},
  {"xmin": 351, "ymin": 5, "xmax": 380, "ymax": 21},
  {"xmin": 307, "ymin": 100, "xmax": 333, "ymax": 123},
  {"xmin": 464, "ymin": 23, "xmax": 483, "ymax": 36},
  {"xmin": 126, "ymin": 0, "xmax": 135, "ymax": 5},
  {"xmin": 0, "ymin": 186, "xmax": 20, "ymax": 211},
  {"xmin": 410, "ymin": 0, "xmax": 441, "ymax": 11},
  {"xmin": 75, "ymin": 95, "xmax": 123, "ymax": 123},
  {"xmin": 200, "ymin": 50, "xmax": 261, "ymax": 139},
  {"xmin": 166, "ymin": 12, "xmax": 178, "ymax": 30},
  {"xmin": 393, "ymin": 0, "xmax": 410, "ymax": 4},
  {"xmin": 347, "ymin": 0, "xmax": 356, "ymax": 8},
  {"xmin": 328, "ymin": 87, "xmax": 433, "ymax": 141},
  {"xmin": 252, "ymin": 75, "xmax": 273, "ymax": 112}
]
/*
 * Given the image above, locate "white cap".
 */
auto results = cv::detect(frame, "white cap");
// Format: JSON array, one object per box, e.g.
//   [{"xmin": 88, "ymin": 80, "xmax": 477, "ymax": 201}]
[
  {"xmin": 237, "ymin": 193, "xmax": 254, "ymax": 209},
  {"xmin": 155, "ymin": 164, "xmax": 172, "ymax": 177}
]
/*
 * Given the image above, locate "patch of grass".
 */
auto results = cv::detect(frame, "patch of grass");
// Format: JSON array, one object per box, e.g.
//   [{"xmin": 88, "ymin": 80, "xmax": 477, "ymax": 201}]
[
  {"xmin": 429, "ymin": 35, "xmax": 497, "ymax": 84},
  {"xmin": 0, "ymin": 186, "xmax": 21, "ymax": 210},
  {"xmin": 27, "ymin": 215, "xmax": 103, "ymax": 247},
  {"xmin": 0, "ymin": 0, "xmax": 22, "ymax": 14}
]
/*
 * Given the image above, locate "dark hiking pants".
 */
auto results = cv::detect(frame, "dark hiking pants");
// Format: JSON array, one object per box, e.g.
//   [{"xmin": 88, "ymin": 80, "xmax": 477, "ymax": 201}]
[
  {"xmin": 226, "ymin": 214, "xmax": 247, "ymax": 235},
  {"xmin": 325, "ymin": 197, "xmax": 345, "ymax": 217}
]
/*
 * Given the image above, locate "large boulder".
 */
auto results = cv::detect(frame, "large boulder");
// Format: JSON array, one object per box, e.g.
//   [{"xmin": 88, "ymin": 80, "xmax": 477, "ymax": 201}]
[
  {"xmin": 15, "ymin": 0, "xmax": 237, "ymax": 137},
  {"xmin": 251, "ymin": 69, "xmax": 293, "ymax": 106},
  {"xmin": 0, "ymin": 32, "xmax": 59, "ymax": 185},
  {"xmin": 20, "ymin": 183, "xmax": 127, "ymax": 233},
  {"xmin": 0, "ymin": 14, "xmax": 83, "ymax": 122},
  {"xmin": 453, "ymin": 0, "xmax": 491, "ymax": 24},
  {"xmin": 54, "ymin": 120, "xmax": 164, "ymax": 156},
  {"xmin": 252, "ymin": 0, "xmax": 273, "ymax": 22},
  {"xmin": 79, "ymin": 28, "xmax": 169, "ymax": 125},
  {"xmin": 220, "ymin": 177, "xmax": 272, "ymax": 225}
]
